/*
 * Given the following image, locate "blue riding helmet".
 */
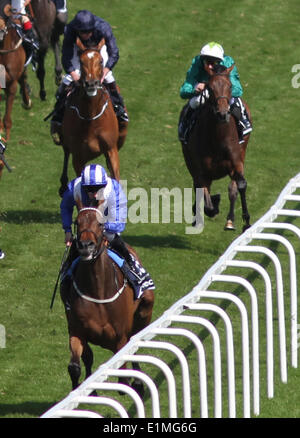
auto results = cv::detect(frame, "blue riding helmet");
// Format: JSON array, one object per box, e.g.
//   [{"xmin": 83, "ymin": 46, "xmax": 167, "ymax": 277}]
[
  {"xmin": 73, "ymin": 10, "xmax": 96, "ymax": 32},
  {"xmin": 81, "ymin": 164, "xmax": 108, "ymax": 187}
]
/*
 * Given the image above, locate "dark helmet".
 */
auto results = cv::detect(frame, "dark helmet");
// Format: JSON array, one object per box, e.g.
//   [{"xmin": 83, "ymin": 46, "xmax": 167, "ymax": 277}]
[{"xmin": 73, "ymin": 10, "xmax": 95, "ymax": 32}]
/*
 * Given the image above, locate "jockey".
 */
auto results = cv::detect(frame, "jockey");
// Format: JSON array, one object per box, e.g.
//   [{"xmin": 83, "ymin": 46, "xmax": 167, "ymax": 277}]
[
  {"xmin": 179, "ymin": 41, "xmax": 252, "ymax": 144},
  {"xmin": 60, "ymin": 164, "xmax": 154, "ymax": 302},
  {"xmin": 11, "ymin": 0, "xmax": 38, "ymax": 46},
  {"xmin": 50, "ymin": 9, "xmax": 128, "ymax": 143}
]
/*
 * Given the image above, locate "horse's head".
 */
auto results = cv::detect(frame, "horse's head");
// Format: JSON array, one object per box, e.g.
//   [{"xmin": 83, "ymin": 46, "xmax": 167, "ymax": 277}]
[
  {"xmin": 76, "ymin": 207, "xmax": 105, "ymax": 261},
  {"xmin": 206, "ymin": 64, "xmax": 234, "ymax": 123},
  {"xmin": 76, "ymin": 37, "xmax": 105, "ymax": 97}
]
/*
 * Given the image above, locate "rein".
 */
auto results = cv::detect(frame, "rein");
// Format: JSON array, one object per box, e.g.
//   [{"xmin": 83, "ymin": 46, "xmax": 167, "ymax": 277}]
[
  {"xmin": 69, "ymin": 99, "xmax": 108, "ymax": 121},
  {"xmin": 0, "ymin": 33, "xmax": 22, "ymax": 53},
  {"xmin": 72, "ymin": 275, "xmax": 127, "ymax": 304}
]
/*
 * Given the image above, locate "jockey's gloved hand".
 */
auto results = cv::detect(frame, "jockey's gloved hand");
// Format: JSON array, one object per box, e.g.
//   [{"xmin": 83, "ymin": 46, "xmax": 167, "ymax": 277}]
[{"xmin": 65, "ymin": 232, "xmax": 73, "ymax": 246}]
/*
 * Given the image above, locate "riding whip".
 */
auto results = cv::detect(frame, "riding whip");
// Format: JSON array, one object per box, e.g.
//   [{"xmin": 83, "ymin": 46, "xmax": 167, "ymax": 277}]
[{"xmin": 50, "ymin": 245, "xmax": 70, "ymax": 309}]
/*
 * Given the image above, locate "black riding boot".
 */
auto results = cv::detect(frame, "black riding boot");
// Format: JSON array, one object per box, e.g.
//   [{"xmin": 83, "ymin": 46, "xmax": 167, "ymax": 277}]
[
  {"xmin": 178, "ymin": 104, "xmax": 195, "ymax": 144},
  {"xmin": 109, "ymin": 234, "xmax": 134, "ymax": 266},
  {"xmin": 50, "ymin": 83, "xmax": 70, "ymax": 144},
  {"xmin": 106, "ymin": 82, "xmax": 129, "ymax": 122},
  {"xmin": 22, "ymin": 27, "xmax": 39, "ymax": 69},
  {"xmin": 230, "ymin": 97, "xmax": 252, "ymax": 143},
  {"xmin": 108, "ymin": 235, "xmax": 149, "ymax": 299}
]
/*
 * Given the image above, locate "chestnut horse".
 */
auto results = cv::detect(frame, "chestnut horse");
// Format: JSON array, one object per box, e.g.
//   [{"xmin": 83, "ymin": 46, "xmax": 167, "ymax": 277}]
[
  {"xmin": 61, "ymin": 207, "xmax": 154, "ymax": 395},
  {"xmin": 28, "ymin": 0, "xmax": 65, "ymax": 100},
  {"xmin": 179, "ymin": 64, "xmax": 251, "ymax": 231},
  {"xmin": 0, "ymin": 15, "xmax": 31, "ymax": 140},
  {"xmin": 59, "ymin": 38, "xmax": 128, "ymax": 197}
]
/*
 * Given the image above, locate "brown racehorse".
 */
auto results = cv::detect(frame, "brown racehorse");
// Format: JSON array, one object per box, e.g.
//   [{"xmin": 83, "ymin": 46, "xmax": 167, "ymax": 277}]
[
  {"xmin": 61, "ymin": 207, "xmax": 154, "ymax": 395},
  {"xmin": 28, "ymin": 0, "xmax": 65, "ymax": 100},
  {"xmin": 59, "ymin": 38, "xmax": 128, "ymax": 197},
  {"xmin": 0, "ymin": 15, "xmax": 31, "ymax": 140},
  {"xmin": 180, "ymin": 64, "xmax": 251, "ymax": 232}
]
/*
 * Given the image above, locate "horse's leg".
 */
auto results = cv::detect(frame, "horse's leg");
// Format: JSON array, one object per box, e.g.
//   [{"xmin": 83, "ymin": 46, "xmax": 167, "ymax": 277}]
[
  {"xmin": 131, "ymin": 362, "xmax": 145, "ymax": 399},
  {"xmin": 18, "ymin": 70, "xmax": 32, "ymax": 109},
  {"xmin": 3, "ymin": 81, "xmax": 18, "ymax": 140},
  {"xmin": 105, "ymin": 148, "xmax": 120, "ymax": 181},
  {"xmin": 68, "ymin": 335, "xmax": 84, "ymax": 390},
  {"xmin": 117, "ymin": 121, "xmax": 128, "ymax": 150},
  {"xmin": 237, "ymin": 176, "xmax": 251, "ymax": 232},
  {"xmin": 52, "ymin": 36, "xmax": 63, "ymax": 86},
  {"xmin": 36, "ymin": 50, "xmax": 47, "ymax": 101},
  {"xmin": 224, "ymin": 180, "xmax": 238, "ymax": 230},
  {"xmin": 129, "ymin": 289, "xmax": 155, "ymax": 398},
  {"xmin": 81, "ymin": 342, "xmax": 98, "ymax": 395},
  {"xmin": 59, "ymin": 149, "xmax": 70, "ymax": 197},
  {"xmin": 132, "ymin": 289, "xmax": 155, "ymax": 336}
]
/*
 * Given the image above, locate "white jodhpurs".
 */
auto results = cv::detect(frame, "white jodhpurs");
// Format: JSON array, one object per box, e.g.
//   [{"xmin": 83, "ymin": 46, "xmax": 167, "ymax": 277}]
[{"xmin": 62, "ymin": 44, "xmax": 115, "ymax": 86}]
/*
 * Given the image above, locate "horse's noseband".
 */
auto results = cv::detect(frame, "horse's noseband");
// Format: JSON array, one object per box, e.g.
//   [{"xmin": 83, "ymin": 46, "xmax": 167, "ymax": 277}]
[
  {"xmin": 76, "ymin": 226, "xmax": 105, "ymax": 261},
  {"xmin": 210, "ymin": 95, "xmax": 231, "ymax": 123},
  {"xmin": 83, "ymin": 79, "xmax": 102, "ymax": 97}
]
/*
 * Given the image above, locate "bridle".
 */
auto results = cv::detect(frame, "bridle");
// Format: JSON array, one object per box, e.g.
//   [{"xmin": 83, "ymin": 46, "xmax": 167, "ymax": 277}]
[
  {"xmin": 206, "ymin": 73, "xmax": 232, "ymax": 121},
  {"xmin": 68, "ymin": 48, "xmax": 109, "ymax": 121},
  {"xmin": 73, "ymin": 207, "xmax": 128, "ymax": 304},
  {"xmin": 76, "ymin": 207, "xmax": 106, "ymax": 261},
  {"xmin": 0, "ymin": 18, "xmax": 23, "ymax": 53}
]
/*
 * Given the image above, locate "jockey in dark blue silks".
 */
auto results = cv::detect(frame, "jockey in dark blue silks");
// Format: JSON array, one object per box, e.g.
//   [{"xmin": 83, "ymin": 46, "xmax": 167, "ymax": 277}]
[
  {"xmin": 50, "ymin": 10, "xmax": 128, "ymax": 144},
  {"xmin": 60, "ymin": 164, "xmax": 154, "ymax": 304}
]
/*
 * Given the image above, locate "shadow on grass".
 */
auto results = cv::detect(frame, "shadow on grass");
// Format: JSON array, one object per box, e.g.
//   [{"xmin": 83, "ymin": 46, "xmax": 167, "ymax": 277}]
[
  {"xmin": 0, "ymin": 401, "xmax": 57, "ymax": 418},
  {"xmin": 125, "ymin": 234, "xmax": 192, "ymax": 249},
  {"xmin": 0, "ymin": 210, "xmax": 61, "ymax": 224}
]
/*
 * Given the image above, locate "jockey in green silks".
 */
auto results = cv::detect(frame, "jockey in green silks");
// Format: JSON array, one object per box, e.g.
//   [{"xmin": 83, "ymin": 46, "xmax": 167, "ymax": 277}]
[{"xmin": 179, "ymin": 42, "xmax": 252, "ymax": 144}]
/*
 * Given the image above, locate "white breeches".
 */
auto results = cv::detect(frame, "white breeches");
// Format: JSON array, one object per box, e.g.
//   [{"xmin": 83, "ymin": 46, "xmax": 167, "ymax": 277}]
[{"xmin": 62, "ymin": 45, "xmax": 115, "ymax": 86}]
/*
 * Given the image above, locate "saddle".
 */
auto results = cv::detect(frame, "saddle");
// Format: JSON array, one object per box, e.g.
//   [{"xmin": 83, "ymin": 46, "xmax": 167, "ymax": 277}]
[{"xmin": 61, "ymin": 247, "xmax": 155, "ymax": 302}]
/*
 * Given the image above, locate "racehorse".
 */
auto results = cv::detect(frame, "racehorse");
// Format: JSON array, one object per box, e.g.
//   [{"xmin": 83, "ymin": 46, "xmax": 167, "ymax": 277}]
[
  {"xmin": 0, "ymin": 14, "xmax": 31, "ymax": 140},
  {"xmin": 28, "ymin": 0, "xmax": 65, "ymax": 100},
  {"xmin": 59, "ymin": 38, "xmax": 128, "ymax": 197},
  {"xmin": 61, "ymin": 207, "xmax": 155, "ymax": 395},
  {"xmin": 179, "ymin": 64, "xmax": 251, "ymax": 232}
]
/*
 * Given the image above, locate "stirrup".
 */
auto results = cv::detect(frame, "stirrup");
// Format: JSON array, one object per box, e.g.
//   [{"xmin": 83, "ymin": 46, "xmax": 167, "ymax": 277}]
[{"xmin": 114, "ymin": 105, "xmax": 129, "ymax": 122}]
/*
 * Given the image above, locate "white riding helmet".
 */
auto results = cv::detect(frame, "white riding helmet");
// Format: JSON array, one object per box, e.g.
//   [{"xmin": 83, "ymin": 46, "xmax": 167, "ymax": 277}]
[{"xmin": 200, "ymin": 42, "xmax": 224, "ymax": 61}]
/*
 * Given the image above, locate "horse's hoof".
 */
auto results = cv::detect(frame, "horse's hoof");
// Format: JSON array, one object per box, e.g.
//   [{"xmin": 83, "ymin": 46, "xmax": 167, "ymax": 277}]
[
  {"xmin": 40, "ymin": 90, "xmax": 46, "ymax": 101},
  {"xmin": 224, "ymin": 220, "xmax": 236, "ymax": 230},
  {"xmin": 55, "ymin": 74, "xmax": 63, "ymax": 86},
  {"xmin": 51, "ymin": 133, "xmax": 62, "ymax": 145},
  {"xmin": 22, "ymin": 99, "xmax": 32, "ymax": 110},
  {"xmin": 242, "ymin": 224, "xmax": 251, "ymax": 233},
  {"xmin": 131, "ymin": 380, "xmax": 145, "ymax": 399},
  {"xmin": 59, "ymin": 186, "xmax": 67, "ymax": 198}
]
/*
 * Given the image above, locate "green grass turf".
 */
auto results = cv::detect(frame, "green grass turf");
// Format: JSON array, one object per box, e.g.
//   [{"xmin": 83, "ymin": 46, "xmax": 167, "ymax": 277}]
[{"xmin": 0, "ymin": 0, "xmax": 300, "ymax": 418}]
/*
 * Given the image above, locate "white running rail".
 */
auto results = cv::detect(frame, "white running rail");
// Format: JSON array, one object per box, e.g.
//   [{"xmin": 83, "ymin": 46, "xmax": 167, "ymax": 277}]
[{"xmin": 41, "ymin": 173, "xmax": 300, "ymax": 418}]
